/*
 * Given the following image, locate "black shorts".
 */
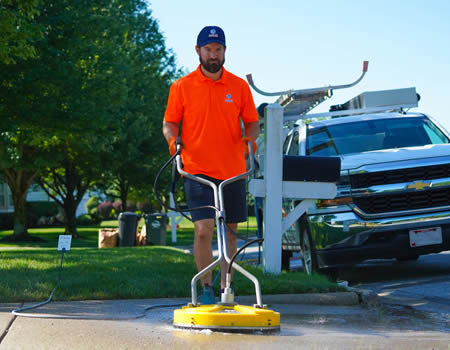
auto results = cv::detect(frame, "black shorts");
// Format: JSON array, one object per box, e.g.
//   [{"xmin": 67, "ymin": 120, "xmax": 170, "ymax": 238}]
[{"xmin": 184, "ymin": 175, "xmax": 247, "ymax": 223}]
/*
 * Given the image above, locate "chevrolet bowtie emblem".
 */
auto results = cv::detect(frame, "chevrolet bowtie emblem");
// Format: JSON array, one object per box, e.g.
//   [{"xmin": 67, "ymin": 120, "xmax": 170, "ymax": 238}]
[{"xmin": 407, "ymin": 181, "xmax": 432, "ymax": 190}]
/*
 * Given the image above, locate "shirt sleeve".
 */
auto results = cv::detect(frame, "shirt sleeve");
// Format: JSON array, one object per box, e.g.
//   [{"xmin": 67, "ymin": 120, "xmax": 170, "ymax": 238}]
[
  {"xmin": 240, "ymin": 82, "xmax": 259, "ymax": 123},
  {"xmin": 164, "ymin": 81, "xmax": 183, "ymax": 123}
]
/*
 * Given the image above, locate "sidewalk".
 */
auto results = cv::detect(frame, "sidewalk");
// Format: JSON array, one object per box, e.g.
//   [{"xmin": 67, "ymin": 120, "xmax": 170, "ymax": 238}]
[
  {"xmin": 0, "ymin": 292, "xmax": 366, "ymax": 349},
  {"xmin": 2, "ymin": 290, "xmax": 449, "ymax": 350}
]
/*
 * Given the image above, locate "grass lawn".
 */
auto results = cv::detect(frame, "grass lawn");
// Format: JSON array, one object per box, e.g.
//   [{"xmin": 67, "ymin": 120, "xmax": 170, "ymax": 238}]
[
  {"xmin": 0, "ymin": 246, "xmax": 342, "ymax": 303},
  {"xmin": 0, "ymin": 217, "xmax": 344, "ymax": 302},
  {"xmin": 163, "ymin": 216, "xmax": 259, "ymax": 247},
  {"xmin": 0, "ymin": 216, "xmax": 258, "ymax": 248}
]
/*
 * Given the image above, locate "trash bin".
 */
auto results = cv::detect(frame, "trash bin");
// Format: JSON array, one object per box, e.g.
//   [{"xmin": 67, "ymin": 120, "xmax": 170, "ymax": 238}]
[
  {"xmin": 118, "ymin": 212, "xmax": 140, "ymax": 246},
  {"xmin": 145, "ymin": 213, "xmax": 168, "ymax": 245}
]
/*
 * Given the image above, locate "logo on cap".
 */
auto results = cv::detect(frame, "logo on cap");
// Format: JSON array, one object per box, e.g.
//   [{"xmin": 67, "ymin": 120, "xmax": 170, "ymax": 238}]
[{"xmin": 209, "ymin": 29, "xmax": 218, "ymax": 38}]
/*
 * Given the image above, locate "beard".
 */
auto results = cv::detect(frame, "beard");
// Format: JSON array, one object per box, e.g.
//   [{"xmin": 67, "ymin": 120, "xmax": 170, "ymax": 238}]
[{"xmin": 199, "ymin": 56, "xmax": 225, "ymax": 73}]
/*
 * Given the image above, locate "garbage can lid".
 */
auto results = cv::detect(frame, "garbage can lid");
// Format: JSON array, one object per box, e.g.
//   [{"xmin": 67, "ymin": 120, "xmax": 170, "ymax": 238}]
[{"xmin": 118, "ymin": 211, "xmax": 140, "ymax": 220}]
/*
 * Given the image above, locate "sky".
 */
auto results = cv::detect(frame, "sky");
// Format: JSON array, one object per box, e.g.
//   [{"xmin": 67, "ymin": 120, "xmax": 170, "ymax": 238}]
[{"xmin": 148, "ymin": 0, "xmax": 450, "ymax": 132}]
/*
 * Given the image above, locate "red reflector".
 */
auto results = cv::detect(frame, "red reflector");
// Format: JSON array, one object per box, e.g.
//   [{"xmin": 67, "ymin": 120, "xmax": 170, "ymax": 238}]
[{"xmin": 363, "ymin": 61, "xmax": 369, "ymax": 72}]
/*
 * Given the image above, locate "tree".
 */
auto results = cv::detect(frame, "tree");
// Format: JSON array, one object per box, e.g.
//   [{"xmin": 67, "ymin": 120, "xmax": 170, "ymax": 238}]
[
  {"xmin": 0, "ymin": 0, "xmax": 181, "ymax": 239},
  {"xmin": 96, "ymin": 2, "xmax": 180, "ymax": 213},
  {"xmin": 37, "ymin": 139, "xmax": 99, "ymax": 238},
  {"xmin": 0, "ymin": 0, "xmax": 42, "ymax": 64},
  {"xmin": 27, "ymin": 0, "xmax": 130, "ymax": 237},
  {"xmin": 0, "ymin": 0, "xmax": 127, "ymax": 239},
  {"xmin": 0, "ymin": 126, "xmax": 61, "ymax": 241}
]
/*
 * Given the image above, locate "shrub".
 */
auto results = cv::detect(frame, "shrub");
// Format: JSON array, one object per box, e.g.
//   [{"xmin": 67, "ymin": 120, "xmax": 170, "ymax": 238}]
[
  {"xmin": 76, "ymin": 214, "xmax": 96, "ymax": 225},
  {"xmin": 0, "ymin": 213, "xmax": 14, "ymax": 230},
  {"xmin": 112, "ymin": 200, "xmax": 122, "ymax": 212},
  {"xmin": 97, "ymin": 201, "xmax": 113, "ymax": 219},
  {"xmin": 137, "ymin": 201, "xmax": 153, "ymax": 213},
  {"xmin": 126, "ymin": 201, "xmax": 137, "ymax": 212},
  {"xmin": 110, "ymin": 200, "xmax": 139, "ymax": 213},
  {"xmin": 26, "ymin": 201, "xmax": 60, "ymax": 228},
  {"xmin": 26, "ymin": 201, "xmax": 59, "ymax": 218},
  {"xmin": 85, "ymin": 196, "xmax": 100, "ymax": 216}
]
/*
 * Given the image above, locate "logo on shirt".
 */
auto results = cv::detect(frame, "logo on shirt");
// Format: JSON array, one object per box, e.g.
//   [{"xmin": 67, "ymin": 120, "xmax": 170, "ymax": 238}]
[
  {"xmin": 209, "ymin": 29, "xmax": 218, "ymax": 38},
  {"xmin": 225, "ymin": 93, "xmax": 234, "ymax": 103}
]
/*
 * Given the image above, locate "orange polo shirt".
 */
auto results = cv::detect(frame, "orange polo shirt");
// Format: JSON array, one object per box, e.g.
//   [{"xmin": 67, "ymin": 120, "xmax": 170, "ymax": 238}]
[{"xmin": 164, "ymin": 65, "xmax": 258, "ymax": 180}]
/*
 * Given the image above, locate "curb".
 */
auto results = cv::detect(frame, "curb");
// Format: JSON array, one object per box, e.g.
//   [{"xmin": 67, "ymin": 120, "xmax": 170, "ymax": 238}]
[{"xmin": 347, "ymin": 287, "xmax": 379, "ymax": 305}]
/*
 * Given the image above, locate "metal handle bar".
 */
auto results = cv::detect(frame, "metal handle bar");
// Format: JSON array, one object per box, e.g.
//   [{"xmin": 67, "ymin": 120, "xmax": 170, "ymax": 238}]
[
  {"xmin": 174, "ymin": 141, "xmax": 262, "ymax": 306},
  {"xmin": 175, "ymin": 142, "xmax": 255, "ymax": 187},
  {"xmin": 246, "ymin": 60, "xmax": 369, "ymax": 97}
]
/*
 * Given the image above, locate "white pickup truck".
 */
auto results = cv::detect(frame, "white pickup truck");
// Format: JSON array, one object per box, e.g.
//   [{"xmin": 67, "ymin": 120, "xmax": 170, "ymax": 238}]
[{"xmin": 254, "ymin": 87, "xmax": 450, "ymax": 275}]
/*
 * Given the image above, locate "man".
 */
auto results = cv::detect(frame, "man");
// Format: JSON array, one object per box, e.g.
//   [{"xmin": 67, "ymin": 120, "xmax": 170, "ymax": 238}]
[{"xmin": 162, "ymin": 26, "xmax": 260, "ymax": 304}]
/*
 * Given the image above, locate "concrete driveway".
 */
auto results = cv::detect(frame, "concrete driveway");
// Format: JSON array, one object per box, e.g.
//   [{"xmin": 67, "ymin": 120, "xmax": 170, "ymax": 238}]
[{"xmin": 1, "ymin": 292, "xmax": 449, "ymax": 349}]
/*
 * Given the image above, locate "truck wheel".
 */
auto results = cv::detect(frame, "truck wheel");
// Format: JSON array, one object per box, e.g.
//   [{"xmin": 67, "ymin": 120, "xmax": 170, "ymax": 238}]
[{"xmin": 298, "ymin": 217, "xmax": 318, "ymax": 275}]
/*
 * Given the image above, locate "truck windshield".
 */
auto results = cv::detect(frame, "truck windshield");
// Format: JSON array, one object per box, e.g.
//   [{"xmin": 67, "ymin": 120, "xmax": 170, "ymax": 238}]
[{"xmin": 306, "ymin": 117, "xmax": 449, "ymax": 156}]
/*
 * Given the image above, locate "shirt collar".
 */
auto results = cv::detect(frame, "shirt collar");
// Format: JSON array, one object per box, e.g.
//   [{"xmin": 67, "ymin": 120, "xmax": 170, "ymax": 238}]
[{"xmin": 195, "ymin": 64, "xmax": 228, "ymax": 84}]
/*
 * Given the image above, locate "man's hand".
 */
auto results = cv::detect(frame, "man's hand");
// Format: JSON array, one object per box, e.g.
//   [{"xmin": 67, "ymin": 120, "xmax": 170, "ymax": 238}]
[
  {"xmin": 242, "ymin": 136, "xmax": 257, "ymax": 155},
  {"xmin": 168, "ymin": 136, "xmax": 177, "ymax": 155}
]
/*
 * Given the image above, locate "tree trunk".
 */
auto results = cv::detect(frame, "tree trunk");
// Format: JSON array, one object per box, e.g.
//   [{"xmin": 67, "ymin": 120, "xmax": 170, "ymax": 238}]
[
  {"xmin": 6, "ymin": 169, "xmax": 35, "ymax": 236},
  {"xmin": 63, "ymin": 191, "xmax": 79, "ymax": 238},
  {"xmin": 38, "ymin": 160, "xmax": 89, "ymax": 239},
  {"xmin": 1, "ymin": 169, "xmax": 45, "ymax": 242},
  {"xmin": 119, "ymin": 178, "xmax": 129, "ymax": 213},
  {"xmin": 63, "ymin": 204, "xmax": 79, "ymax": 238}
]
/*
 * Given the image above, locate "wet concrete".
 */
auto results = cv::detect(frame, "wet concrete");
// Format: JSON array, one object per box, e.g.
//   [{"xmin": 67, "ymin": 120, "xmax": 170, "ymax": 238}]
[
  {"xmin": 1, "ymin": 299, "xmax": 449, "ymax": 349},
  {"xmin": 342, "ymin": 252, "xmax": 450, "ymax": 335}
]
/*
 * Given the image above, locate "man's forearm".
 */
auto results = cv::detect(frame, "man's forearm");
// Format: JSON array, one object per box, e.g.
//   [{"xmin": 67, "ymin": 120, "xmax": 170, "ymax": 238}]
[
  {"xmin": 162, "ymin": 121, "xmax": 180, "ymax": 142},
  {"xmin": 244, "ymin": 121, "xmax": 260, "ymax": 140}
]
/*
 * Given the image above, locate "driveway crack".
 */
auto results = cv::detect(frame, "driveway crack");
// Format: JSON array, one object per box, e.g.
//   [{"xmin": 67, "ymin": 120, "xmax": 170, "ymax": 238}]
[
  {"xmin": 0, "ymin": 303, "xmax": 23, "ymax": 345},
  {"xmin": 0, "ymin": 314, "xmax": 17, "ymax": 344}
]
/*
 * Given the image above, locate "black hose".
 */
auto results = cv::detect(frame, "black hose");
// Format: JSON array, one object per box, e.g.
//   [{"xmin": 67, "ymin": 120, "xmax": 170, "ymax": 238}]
[
  {"xmin": 153, "ymin": 147, "xmax": 262, "ymax": 264},
  {"xmin": 227, "ymin": 238, "xmax": 264, "ymax": 275},
  {"xmin": 153, "ymin": 152, "xmax": 253, "ymax": 244},
  {"xmin": 152, "ymin": 150, "xmax": 217, "ymax": 221},
  {"xmin": 12, "ymin": 250, "xmax": 67, "ymax": 316},
  {"xmin": 12, "ymin": 249, "xmax": 186, "ymax": 320}
]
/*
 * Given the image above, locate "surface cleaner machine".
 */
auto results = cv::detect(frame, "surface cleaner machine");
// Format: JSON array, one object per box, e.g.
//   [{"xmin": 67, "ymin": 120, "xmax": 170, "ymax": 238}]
[{"xmin": 172, "ymin": 139, "xmax": 280, "ymax": 333}]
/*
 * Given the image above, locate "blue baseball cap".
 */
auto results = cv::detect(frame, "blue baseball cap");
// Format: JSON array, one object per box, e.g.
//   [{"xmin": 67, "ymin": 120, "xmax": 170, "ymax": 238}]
[{"xmin": 197, "ymin": 26, "xmax": 226, "ymax": 47}]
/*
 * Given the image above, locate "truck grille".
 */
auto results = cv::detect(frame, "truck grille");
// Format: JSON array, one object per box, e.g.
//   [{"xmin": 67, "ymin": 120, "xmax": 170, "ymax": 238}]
[
  {"xmin": 350, "ymin": 163, "xmax": 450, "ymax": 188},
  {"xmin": 354, "ymin": 187, "xmax": 450, "ymax": 214},
  {"xmin": 350, "ymin": 163, "xmax": 450, "ymax": 214}
]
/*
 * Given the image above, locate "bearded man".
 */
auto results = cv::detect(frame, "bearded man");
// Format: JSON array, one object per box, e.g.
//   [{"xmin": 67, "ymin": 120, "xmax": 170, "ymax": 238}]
[{"xmin": 162, "ymin": 26, "xmax": 259, "ymax": 304}]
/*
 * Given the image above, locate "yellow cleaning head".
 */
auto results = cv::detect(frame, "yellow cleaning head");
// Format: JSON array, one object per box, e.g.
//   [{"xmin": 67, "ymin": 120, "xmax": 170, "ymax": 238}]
[{"xmin": 173, "ymin": 304, "xmax": 280, "ymax": 333}]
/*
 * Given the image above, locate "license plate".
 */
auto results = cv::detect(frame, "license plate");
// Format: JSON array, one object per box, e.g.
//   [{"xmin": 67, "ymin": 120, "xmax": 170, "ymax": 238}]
[{"xmin": 409, "ymin": 227, "xmax": 443, "ymax": 248}]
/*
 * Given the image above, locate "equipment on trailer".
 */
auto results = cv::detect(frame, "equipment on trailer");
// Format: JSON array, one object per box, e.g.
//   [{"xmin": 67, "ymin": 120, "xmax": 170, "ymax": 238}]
[{"xmin": 247, "ymin": 61, "xmax": 369, "ymax": 119}]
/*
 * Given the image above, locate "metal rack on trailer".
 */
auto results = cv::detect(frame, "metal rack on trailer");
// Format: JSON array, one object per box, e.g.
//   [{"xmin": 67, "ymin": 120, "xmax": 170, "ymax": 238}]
[
  {"xmin": 247, "ymin": 60, "xmax": 368, "ymax": 120},
  {"xmin": 246, "ymin": 61, "xmax": 371, "ymax": 273}
]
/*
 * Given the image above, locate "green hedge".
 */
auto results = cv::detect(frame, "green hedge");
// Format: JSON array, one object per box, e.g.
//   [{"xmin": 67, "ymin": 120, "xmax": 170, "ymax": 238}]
[
  {"xmin": 0, "ymin": 212, "xmax": 14, "ymax": 230},
  {"xmin": 0, "ymin": 202, "xmax": 60, "ymax": 230},
  {"xmin": 76, "ymin": 214, "xmax": 100, "ymax": 225},
  {"xmin": 26, "ymin": 201, "xmax": 60, "ymax": 218}
]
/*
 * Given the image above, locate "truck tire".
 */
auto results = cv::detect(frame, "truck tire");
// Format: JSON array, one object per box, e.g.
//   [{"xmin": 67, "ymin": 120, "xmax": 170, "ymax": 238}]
[{"xmin": 298, "ymin": 216, "xmax": 318, "ymax": 275}]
